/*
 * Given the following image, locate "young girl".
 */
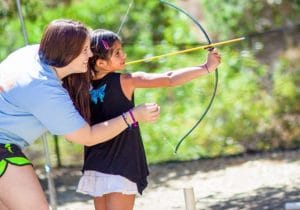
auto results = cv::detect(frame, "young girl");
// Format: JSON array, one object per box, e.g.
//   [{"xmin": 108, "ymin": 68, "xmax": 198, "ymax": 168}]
[{"xmin": 77, "ymin": 29, "xmax": 221, "ymax": 210}]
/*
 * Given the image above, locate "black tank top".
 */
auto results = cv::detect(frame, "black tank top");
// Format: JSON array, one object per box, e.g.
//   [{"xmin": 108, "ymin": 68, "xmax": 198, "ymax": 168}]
[{"xmin": 82, "ymin": 73, "xmax": 149, "ymax": 194}]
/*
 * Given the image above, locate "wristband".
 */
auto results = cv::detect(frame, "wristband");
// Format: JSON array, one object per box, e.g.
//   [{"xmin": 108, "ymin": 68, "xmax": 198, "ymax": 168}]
[
  {"xmin": 204, "ymin": 64, "xmax": 210, "ymax": 73},
  {"xmin": 129, "ymin": 109, "xmax": 138, "ymax": 128},
  {"xmin": 122, "ymin": 112, "xmax": 131, "ymax": 128}
]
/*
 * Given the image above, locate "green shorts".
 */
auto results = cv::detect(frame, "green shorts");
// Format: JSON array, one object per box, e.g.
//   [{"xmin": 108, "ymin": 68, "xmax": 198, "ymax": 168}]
[{"xmin": 0, "ymin": 143, "xmax": 32, "ymax": 177}]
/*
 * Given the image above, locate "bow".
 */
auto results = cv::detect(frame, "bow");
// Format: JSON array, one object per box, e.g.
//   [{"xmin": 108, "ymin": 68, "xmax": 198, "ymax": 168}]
[{"xmin": 160, "ymin": 0, "xmax": 219, "ymax": 153}]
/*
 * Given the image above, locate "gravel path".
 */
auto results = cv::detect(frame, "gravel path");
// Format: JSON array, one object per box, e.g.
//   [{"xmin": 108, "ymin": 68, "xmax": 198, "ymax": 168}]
[{"xmin": 39, "ymin": 150, "xmax": 300, "ymax": 210}]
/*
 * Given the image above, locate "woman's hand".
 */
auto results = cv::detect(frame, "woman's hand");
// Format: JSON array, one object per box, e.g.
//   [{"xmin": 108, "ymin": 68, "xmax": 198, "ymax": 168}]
[
  {"xmin": 132, "ymin": 103, "xmax": 160, "ymax": 123},
  {"xmin": 206, "ymin": 48, "xmax": 221, "ymax": 72}
]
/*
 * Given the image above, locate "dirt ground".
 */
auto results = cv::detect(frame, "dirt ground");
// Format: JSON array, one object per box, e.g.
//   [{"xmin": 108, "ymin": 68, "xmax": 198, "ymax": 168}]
[{"xmin": 38, "ymin": 150, "xmax": 300, "ymax": 210}]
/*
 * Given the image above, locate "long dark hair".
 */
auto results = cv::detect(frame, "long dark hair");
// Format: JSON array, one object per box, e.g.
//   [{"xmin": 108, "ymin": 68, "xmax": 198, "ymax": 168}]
[
  {"xmin": 89, "ymin": 29, "xmax": 121, "ymax": 75},
  {"xmin": 39, "ymin": 19, "xmax": 89, "ymax": 67},
  {"xmin": 62, "ymin": 72, "xmax": 91, "ymax": 123},
  {"xmin": 38, "ymin": 19, "xmax": 91, "ymax": 122}
]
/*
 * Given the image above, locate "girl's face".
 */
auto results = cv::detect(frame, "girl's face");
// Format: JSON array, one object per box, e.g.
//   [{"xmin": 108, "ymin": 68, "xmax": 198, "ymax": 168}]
[
  {"xmin": 67, "ymin": 38, "xmax": 93, "ymax": 73},
  {"xmin": 106, "ymin": 41, "xmax": 127, "ymax": 71}
]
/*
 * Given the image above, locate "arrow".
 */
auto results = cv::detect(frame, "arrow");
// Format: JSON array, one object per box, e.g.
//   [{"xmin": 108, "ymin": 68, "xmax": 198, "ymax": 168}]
[{"xmin": 126, "ymin": 37, "xmax": 245, "ymax": 65}]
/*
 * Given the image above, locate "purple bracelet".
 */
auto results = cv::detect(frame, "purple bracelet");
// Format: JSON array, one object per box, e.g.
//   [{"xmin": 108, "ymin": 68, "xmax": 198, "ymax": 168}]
[
  {"xmin": 122, "ymin": 112, "xmax": 131, "ymax": 128},
  {"xmin": 129, "ymin": 109, "xmax": 138, "ymax": 128},
  {"xmin": 204, "ymin": 64, "xmax": 210, "ymax": 73}
]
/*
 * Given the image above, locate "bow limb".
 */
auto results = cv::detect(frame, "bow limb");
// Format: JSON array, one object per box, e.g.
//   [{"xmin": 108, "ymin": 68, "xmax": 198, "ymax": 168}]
[{"xmin": 160, "ymin": 0, "xmax": 219, "ymax": 153}]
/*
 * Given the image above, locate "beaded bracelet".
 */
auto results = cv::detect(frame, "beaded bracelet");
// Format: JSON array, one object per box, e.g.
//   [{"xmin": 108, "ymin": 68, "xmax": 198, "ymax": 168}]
[
  {"xmin": 122, "ymin": 112, "xmax": 131, "ymax": 128},
  {"xmin": 128, "ymin": 109, "xmax": 138, "ymax": 128}
]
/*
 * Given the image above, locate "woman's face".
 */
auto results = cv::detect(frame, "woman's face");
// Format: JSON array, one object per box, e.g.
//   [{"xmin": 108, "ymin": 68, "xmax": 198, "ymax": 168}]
[{"xmin": 66, "ymin": 38, "xmax": 92, "ymax": 74}]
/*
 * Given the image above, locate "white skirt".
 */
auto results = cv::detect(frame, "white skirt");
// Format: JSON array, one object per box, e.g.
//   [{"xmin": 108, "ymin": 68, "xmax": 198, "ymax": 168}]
[{"xmin": 76, "ymin": 170, "xmax": 139, "ymax": 197}]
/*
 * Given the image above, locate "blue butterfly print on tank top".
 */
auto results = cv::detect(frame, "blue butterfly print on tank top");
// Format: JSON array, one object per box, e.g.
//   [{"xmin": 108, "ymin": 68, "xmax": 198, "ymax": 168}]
[{"xmin": 90, "ymin": 84, "xmax": 107, "ymax": 104}]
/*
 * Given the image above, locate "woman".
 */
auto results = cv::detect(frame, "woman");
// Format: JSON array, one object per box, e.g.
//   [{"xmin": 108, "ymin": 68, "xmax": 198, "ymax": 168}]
[{"xmin": 0, "ymin": 19, "xmax": 160, "ymax": 210}]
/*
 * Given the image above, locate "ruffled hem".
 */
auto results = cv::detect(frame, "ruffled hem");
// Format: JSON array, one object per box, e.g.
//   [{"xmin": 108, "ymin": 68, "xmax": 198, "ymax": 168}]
[{"xmin": 76, "ymin": 170, "xmax": 139, "ymax": 197}]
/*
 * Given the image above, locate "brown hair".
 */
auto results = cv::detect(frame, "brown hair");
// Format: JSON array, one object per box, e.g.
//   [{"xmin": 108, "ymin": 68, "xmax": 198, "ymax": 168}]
[
  {"xmin": 89, "ymin": 29, "xmax": 121, "ymax": 76},
  {"xmin": 39, "ymin": 19, "xmax": 90, "ymax": 67},
  {"xmin": 38, "ymin": 19, "xmax": 91, "ymax": 122},
  {"xmin": 62, "ymin": 72, "xmax": 91, "ymax": 123}
]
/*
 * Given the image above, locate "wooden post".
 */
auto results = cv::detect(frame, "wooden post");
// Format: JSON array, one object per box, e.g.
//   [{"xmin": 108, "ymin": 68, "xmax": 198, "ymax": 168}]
[
  {"xmin": 183, "ymin": 187, "xmax": 196, "ymax": 210},
  {"xmin": 53, "ymin": 135, "xmax": 61, "ymax": 167}
]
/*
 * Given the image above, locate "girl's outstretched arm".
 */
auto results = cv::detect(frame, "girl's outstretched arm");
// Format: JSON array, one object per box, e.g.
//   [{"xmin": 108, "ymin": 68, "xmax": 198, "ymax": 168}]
[{"xmin": 126, "ymin": 49, "xmax": 221, "ymax": 89}]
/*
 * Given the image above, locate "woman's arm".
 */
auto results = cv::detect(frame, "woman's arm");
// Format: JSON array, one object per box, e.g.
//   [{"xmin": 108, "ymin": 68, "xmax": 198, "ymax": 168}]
[
  {"xmin": 64, "ymin": 103, "xmax": 159, "ymax": 146},
  {"xmin": 128, "ymin": 49, "xmax": 221, "ymax": 88}
]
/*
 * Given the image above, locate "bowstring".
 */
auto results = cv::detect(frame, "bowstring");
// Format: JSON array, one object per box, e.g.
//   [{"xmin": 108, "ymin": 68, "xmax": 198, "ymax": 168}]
[
  {"xmin": 116, "ymin": 0, "xmax": 177, "ymax": 153},
  {"xmin": 116, "ymin": 0, "xmax": 134, "ymax": 34},
  {"xmin": 117, "ymin": 0, "xmax": 209, "ymax": 154}
]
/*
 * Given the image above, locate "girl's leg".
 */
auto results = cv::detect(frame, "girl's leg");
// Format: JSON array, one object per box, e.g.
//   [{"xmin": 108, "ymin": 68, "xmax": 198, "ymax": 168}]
[
  {"xmin": 106, "ymin": 193, "xmax": 135, "ymax": 210},
  {"xmin": 94, "ymin": 195, "xmax": 107, "ymax": 210},
  {"xmin": 0, "ymin": 164, "xmax": 49, "ymax": 210}
]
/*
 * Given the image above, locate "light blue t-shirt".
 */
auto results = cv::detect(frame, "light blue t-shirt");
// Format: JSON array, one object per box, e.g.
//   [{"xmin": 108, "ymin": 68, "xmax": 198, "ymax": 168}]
[{"xmin": 0, "ymin": 45, "xmax": 86, "ymax": 148}]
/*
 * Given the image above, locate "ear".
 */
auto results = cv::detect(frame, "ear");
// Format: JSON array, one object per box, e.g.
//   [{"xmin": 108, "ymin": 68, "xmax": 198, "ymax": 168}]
[{"xmin": 96, "ymin": 59, "xmax": 108, "ymax": 68}]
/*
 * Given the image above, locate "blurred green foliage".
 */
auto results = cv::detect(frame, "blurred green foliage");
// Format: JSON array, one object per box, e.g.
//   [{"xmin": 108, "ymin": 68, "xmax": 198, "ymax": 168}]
[
  {"xmin": 1, "ymin": 0, "xmax": 299, "ymax": 165},
  {"xmin": 202, "ymin": 0, "xmax": 300, "ymax": 40}
]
